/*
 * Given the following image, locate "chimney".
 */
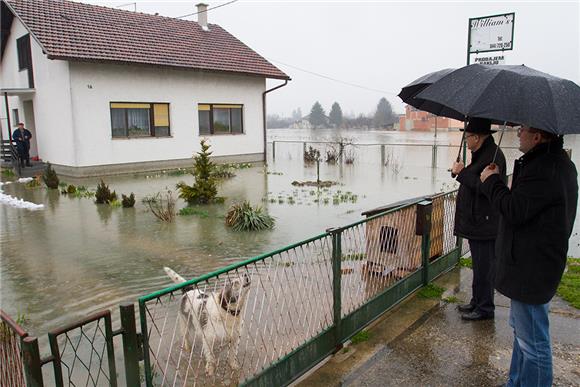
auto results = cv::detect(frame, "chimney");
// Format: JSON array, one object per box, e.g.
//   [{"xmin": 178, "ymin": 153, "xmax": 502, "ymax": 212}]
[{"xmin": 196, "ymin": 3, "xmax": 209, "ymax": 31}]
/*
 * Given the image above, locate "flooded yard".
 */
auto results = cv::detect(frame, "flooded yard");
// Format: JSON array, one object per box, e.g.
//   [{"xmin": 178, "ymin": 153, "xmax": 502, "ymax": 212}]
[{"xmin": 2, "ymin": 128, "xmax": 579, "ymax": 340}]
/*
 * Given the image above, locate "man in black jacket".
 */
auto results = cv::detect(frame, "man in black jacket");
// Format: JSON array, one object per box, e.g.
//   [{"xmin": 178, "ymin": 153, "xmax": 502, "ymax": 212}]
[
  {"xmin": 480, "ymin": 127, "xmax": 578, "ymax": 386},
  {"xmin": 452, "ymin": 117, "xmax": 506, "ymax": 321}
]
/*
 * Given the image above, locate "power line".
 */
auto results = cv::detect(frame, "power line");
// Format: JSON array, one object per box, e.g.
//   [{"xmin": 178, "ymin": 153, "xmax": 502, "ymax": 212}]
[
  {"xmin": 268, "ymin": 58, "xmax": 399, "ymax": 97},
  {"xmin": 175, "ymin": 0, "xmax": 239, "ymax": 19}
]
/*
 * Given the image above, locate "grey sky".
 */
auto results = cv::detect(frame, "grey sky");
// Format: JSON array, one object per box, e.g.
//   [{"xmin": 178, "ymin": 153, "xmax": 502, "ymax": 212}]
[{"xmin": 84, "ymin": 1, "xmax": 580, "ymax": 117}]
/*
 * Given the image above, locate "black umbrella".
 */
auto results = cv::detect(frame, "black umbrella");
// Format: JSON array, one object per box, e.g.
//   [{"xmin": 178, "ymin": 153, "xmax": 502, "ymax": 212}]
[
  {"xmin": 398, "ymin": 68, "xmax": 465, "ymax": 121},
  {"xmin": 417, "ymin": 64, "xmax": 580, "ymax": 135}
]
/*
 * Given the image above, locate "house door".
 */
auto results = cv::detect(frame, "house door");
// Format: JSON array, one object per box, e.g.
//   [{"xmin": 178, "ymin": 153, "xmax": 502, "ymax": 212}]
[{"xmin": 22, "ymin": 100, "xmax": 38, "ymax": 159}]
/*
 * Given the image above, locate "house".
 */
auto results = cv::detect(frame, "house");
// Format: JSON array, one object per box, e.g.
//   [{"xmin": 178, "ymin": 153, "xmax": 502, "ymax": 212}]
[
  {"xmin": 398, "ymin": 105, "xmax": 463, "ymax": 132},
  {"xmin": 0, "ymin": 0, "xmax": 290, "ymax": 176}
]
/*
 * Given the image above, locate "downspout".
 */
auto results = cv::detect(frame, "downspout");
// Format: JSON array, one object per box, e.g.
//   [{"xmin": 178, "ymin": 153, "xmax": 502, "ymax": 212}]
[{"xmin": 262, "ymin": 79, "xmax": 288, "ymax": 163}]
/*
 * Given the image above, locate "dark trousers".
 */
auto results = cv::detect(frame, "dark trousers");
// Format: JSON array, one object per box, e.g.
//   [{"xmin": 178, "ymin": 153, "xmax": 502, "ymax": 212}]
[
  {"xmin": 17, "ymin": 143, "xmax": 30, "ymax": 166},
  {"xmin": 468, "ymin": 239, "xmax": 496, "ymax": 315}
]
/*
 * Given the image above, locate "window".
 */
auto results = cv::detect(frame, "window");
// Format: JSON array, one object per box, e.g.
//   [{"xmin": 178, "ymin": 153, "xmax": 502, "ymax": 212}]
[
  {"xmin": 17, "ymin": 34, "xmax": 31, "ymax": 71},
  {"xmin": 110, "ymin": 103, "xmax": 170, "ymax": 138},
  {"xmin": 379, "ymin": 226, "xmax": 398, "ymax": 254},
  {"xmin": 198, "ymin": 104, "xmax": 243, "ymax": 135},
  {"xmin": 12, "ymin": 109, "xmax": 19, "ymax": 127}
]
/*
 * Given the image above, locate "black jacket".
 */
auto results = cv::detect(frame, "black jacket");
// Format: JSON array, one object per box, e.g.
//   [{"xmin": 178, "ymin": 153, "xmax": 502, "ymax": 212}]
[
  {"xmin": 454, "ymin": 136, "xmax": 507, "ymax": 240},
  {"xmin": 481, "ymin": 138, "xmax": 578, "ymax": 304}
]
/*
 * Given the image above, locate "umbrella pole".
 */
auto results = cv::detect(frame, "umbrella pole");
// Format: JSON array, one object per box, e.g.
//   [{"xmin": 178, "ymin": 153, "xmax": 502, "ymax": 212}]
[
  {"xmin": 451, "ymin": 121, "xmax": 467, "ymax": 178},
  {"xmin": 491, "ymin": 121, "xmax": 507, "ymax": 165}
]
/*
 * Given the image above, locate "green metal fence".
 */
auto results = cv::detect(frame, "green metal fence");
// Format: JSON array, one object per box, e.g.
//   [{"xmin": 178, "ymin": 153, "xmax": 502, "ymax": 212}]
[
  {"xmin": 0, "ymin": 189, "xmax": 465, "ymax": 386},
  {"xmin": 138, "ymin": 190, "xmax": 462, "ymax": 386}
]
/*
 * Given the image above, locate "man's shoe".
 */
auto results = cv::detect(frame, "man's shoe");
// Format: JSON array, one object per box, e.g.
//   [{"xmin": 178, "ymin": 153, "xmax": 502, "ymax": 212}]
[
  {"xmin": 457, "ymin": 303, "xmax": 475, "ymax": 313},
  {"xmin": 461, "ymin": 311, "xmax": 494, "ymax": 321}
]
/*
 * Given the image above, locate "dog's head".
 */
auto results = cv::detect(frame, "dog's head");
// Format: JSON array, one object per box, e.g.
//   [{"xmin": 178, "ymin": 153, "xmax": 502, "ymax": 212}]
[{"xmin": 219, "ymin": 273, "xmax": 251, "ymax": 314}]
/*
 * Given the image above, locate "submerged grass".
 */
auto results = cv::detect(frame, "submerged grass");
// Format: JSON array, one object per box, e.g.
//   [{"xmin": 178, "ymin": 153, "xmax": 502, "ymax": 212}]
[
  {"xmin": 179, "ymin": 207, "xmax": 209, "ymax": 218},
  {"xmin": 557, "ymin": 258, "xmax": 580, "ymax": 309},
  {"xmin": 459, "ymin": 257, "xmax": 473, "ymax": 269},
  {"xmin": 351, "ymin": 330, "xmax": 371, "ymax": 345}
]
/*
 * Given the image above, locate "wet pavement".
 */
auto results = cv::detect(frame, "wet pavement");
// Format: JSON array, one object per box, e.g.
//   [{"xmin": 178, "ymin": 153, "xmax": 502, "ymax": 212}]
[{"xmin": 298, "ymin": 267, "xmax": 580, "ymax": 387}]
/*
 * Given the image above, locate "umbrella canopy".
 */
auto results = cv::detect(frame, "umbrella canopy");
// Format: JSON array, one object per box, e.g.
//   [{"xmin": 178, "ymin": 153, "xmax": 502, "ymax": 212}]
[
  {"xmin": 417, "ymin": 64, "xmax": 580, "ymax": 135},
  {"xmin": 398, "ymin": 68, "xmax": 466, "ymax": 122}
]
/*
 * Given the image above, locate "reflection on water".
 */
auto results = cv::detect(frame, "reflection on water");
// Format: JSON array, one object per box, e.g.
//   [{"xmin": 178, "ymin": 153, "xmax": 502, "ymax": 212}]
[{"xmin": 1, "ymin": 128, "xmax": 579, "ymax": 341}]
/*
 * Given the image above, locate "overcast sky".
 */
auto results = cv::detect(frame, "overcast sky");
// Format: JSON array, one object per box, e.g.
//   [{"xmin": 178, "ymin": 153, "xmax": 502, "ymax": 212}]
[{"xmin": 84, "ymin": 1, "xmax": 580, "ymax": 117}]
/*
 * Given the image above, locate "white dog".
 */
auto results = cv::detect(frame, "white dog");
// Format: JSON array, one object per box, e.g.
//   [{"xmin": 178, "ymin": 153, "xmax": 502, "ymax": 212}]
[{"xmin": 164, "ymin": 267, "xmax": 251, "ymax": 376}]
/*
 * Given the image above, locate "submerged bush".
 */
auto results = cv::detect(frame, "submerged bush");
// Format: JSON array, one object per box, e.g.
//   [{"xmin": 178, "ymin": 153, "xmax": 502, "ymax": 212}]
[
  {"xmin": 95, "ymin": 180, "xmax": 117, "ymax": 204},
  {"xmin": 121, "ymin": 193, "xmax": 136, "ymax": 208},
  {"xmin": 225, "ymin": 201, "xmax": 275, "ymax": 231},
  {"xmin": 304, "ymin": 146, "xmax": 321, "ymax": 163},
  {"xmin": 143, "ymin": 190, "xmax": 175, "ymax": 222},
  {"xmin": 42, "ymin": 162, "xmax": 59, "ymax": 189},
  {"xmin": 25, "ymin": 176, "xmax": 42, "ymax": 189}
]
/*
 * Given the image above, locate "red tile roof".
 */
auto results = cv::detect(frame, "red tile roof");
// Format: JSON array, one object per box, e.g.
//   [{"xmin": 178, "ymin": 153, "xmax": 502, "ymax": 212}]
[{"xmin": 4, "ymin": 0, "xmax": 289, "ymax": 79}]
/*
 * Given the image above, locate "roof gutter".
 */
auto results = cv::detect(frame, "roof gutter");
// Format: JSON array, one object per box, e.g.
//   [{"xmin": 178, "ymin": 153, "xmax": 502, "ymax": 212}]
[{"xmin": 262, "ymin": 79, "xmax": 289, "ymax": 163}]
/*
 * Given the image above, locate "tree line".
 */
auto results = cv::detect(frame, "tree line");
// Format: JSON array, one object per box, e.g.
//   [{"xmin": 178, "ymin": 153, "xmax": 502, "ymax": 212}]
[{"xmin": 267, "ymin": 98, "xmax": 398, "ymax": 129}]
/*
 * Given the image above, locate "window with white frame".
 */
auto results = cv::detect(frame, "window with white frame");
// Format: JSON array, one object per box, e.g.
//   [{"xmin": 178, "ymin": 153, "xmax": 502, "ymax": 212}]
[{"xmin": 110, "ymin": 102, "xmax": 170, "ymax": 138}]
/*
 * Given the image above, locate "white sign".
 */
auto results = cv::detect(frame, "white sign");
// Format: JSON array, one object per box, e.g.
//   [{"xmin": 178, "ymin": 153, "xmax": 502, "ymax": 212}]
[
  {"xmin": 469, "ymin": 13, "xmax": 514, "ymax": 53},
  {"xmin": 474, "ymin": 55, "xmax": 506, "ymax": 65}
]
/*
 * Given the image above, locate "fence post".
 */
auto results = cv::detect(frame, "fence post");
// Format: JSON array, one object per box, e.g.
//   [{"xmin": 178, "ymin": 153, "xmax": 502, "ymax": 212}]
[
  {"xmin": 22, "ymin": 336, "xmax": 44, "ymax": 387},
  {"xmin": 416, "ymin": 200, "xmax": 433, "ymax": 285},
  {"xmin": 327, "ymin": 227, "xmax": 342, "ymax": 350},
  {"xmin": 272, "ymin": 141, "xmax": 276, "ymax": 161},
  {"xmin": 303, "ymin": 142, "xmax": 307, "ymax": 155},
  {"xmin": 120, "ymin": 302, "xmax": 141, "ymax": 387},
  {"xmin": 431, "ymin": 144, "xmax": 438, "ymax": 167},
  {"xmin": 381, "ymin": 144, "xmax": 385, "ymax": 165}
]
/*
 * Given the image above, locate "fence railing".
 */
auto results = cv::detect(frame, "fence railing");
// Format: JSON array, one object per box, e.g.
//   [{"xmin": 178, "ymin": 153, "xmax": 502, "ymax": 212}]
[
  {"xmin": 1, "ymin": 189, "xmax": 467, "ymax": 387},
  {"xmin": 139, "ymin": 190, "xmax": 463, "ymax": 386}
]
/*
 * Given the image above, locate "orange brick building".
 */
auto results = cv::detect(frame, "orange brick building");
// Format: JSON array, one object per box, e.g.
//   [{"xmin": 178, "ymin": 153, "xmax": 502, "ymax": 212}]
[{"xmin": 398, "ymin": 105, "xmax": 463, "ymax": 131}]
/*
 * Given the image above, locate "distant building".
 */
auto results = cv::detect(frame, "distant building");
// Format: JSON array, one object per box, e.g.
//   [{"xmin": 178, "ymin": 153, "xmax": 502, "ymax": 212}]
[{"xmin": 398, "ymin": 105, "xmax": 463, "ymax": 131}]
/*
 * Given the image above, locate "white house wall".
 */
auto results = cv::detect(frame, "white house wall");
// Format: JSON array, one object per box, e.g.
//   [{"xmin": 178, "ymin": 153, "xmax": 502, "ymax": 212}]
[
  {"xmin": 68, "ymin": 62, "xmax": 266, "ymax": 168},
  {"xmin": 0, "ymin": 16, "xmax": 76, "ymax": 166}
]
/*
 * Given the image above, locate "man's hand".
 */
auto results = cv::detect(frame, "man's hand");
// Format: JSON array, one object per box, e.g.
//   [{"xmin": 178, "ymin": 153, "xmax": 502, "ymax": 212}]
[
  {"xmin": 480, "ymin": 163, "xmax": 499, "ymax": 182},
  {"xmin": 451, "ymin": 161, "xmax": 464, "ymax": 175}
]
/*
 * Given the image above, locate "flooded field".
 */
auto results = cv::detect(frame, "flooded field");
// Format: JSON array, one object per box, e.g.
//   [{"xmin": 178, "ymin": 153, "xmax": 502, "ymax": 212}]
[{"xmin": 1, "ymin": 128, "xmax": 579, "ymax": 340}]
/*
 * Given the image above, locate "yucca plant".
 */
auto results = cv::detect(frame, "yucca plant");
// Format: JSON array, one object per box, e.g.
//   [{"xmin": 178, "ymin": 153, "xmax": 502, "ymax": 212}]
[{"xmin": 225, "ymin": 201, "xmax": 275, "ymax": 231}]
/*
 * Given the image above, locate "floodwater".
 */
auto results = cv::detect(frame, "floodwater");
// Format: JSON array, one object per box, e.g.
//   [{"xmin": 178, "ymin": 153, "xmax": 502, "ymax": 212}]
[{"xmin": 1, "ymin": 128, "xmax": 579, "ymax": 340}]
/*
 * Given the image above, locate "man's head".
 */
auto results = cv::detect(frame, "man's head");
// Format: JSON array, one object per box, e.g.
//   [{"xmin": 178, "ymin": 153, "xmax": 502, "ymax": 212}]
[
  {"xmin": 517, "ymin": 126, "xmax": 558, "ymax": 153},
  {"xmin": 464, "ymin": 117, "xmax": 495, "ymax": 152},
  {"xmin": 17, "ymin": 122, "xmax": 24, "ymax": 129}
]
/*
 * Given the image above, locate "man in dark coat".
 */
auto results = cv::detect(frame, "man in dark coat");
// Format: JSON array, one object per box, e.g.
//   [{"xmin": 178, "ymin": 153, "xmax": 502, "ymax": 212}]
[
  {"xmin": 480, "ymin": 127, "xmax": 578, "ymax": 386},
  {"xmin": 12, "ymin": 122, "xmax": 32, "ymax": 167},
  {"xmin": 452, "ymin": 117, "xmax": 506, "ymax": 321}
]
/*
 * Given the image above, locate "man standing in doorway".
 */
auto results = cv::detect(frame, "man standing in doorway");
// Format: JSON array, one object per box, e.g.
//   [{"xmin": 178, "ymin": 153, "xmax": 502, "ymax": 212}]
[
  {"xmin": 480, "ymin": 127, "xmax": 578, "ymax": 386},
  {"xmin": 452, "ymin": 117, "xmax": 506, "ymax": 321},
  {"xmin": 12, "ymin": 122, "xmax": 32, "ymax": 167}
]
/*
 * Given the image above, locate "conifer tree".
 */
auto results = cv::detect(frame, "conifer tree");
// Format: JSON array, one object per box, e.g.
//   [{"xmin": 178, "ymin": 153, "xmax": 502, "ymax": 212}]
[
  {"xmin": 329, "ymin": 102, "xmax": 343, "ymax": 128},
  {"xmin": 176, "ymin": 139, "xmax": 218, "ymax": 204}
]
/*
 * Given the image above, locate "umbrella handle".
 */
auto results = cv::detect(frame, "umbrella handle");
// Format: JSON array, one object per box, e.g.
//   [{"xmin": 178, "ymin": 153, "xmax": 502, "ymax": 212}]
[
  {"xmin": 451, "ymin": 129, "xmax": 467, "ymax": 178},
  {"xmin": 491, "ymin": 122, "xmax": 507, "ymax": 165}
]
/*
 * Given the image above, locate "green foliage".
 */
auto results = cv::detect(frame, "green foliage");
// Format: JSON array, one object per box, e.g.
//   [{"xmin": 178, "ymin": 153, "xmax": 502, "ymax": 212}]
[
  {"xmin": 308, "ymin": 101, "xmax": 327, "ymax": 128},
  {"xmin": 1, "ymin": 168, "xmax": 15, "ymax": 177},
  {"xmin": 25, "ymin": 176, "xmax": 42, "ymax": 189},
  {"xmin": 351, "ymin": 330, "xmax": 371, "ymax": 344},
  {"xmin": 225, "ymin": 201, "xmax": 275, "ymax": 231},
  {"xmin": 342, "ymin": 253, "xmax": 366, "ymax": 261},
  {"xmin": 557, "ymin": 258, "xmax": 580, "ymax": 309},
  {"xmin": 60, "ymin": 184, "xmax": 77, "ymax": 195},
  {"xmin": 95, "ymin": 180, "xmax": 117, "ymax": 204},
  {"xmin": 121, "ymin": 193, "xmax": 136, "ymax": 208},
  {"xmin": 143, "ymin": 190, "xmax": 176, "ymax": 222},
  {"xmin": 329, "ymin": 102, "xmax": 343, "ymax": 128},
  {"xmin": 177, "ymin": 139, "xmax": 219, "ymax": 204},
  {"xmin": 374, "ymin": 97, "xmax": 397, "ymax": 128},
  {"xmin": 42, "ymin": 162, "xmax": 60, "ymax": 189},
  {"xmin": 179, "ymin": 207, "xmax": 209, "ymax": 217},
  {"xmin": 443, "ymin": 296, "xmax": 460, "ymax": 303},
  {"xmin": 459, "ymin": 257, "xmax": 473, "ymax": 269},
  {"xmin": 109, "ymin": 199, "xmax": 122, "ymax": 208},
  {"xmin": 418, "ymin": 283, "xmax": 446, "ymax": 299}
]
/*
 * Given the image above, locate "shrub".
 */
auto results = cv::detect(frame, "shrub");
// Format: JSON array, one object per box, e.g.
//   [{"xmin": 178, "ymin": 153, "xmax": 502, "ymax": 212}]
[
  {"xmin": 143, "ymin": 190, "xmax": 175, "ymax": 222},
  {"xmin": 304, "ymin": 146, "xmax": 321, "ymax": 163},
  {"xmin": 325, "ymin": 148, "xmax": 339, "ymax": 164},
  {"xmin": 121, "ymin": 193, "xmax": 136, "ymax": 208},
  {"xmin": 225, "ymin": 201, "xmax": 275, "ymax": 231},
  {"xmin": 95, "ymin": 180, "xmax": 117, "ymax": 204},
  {"xmin": 42, "ymin": 162, "xmax": 59, "ymax": 189},
  {"xmin": 179, "ymin": 207, "xmax": 209, "ymax": 217},
  {"xmin": 212, "ymin": 164, "xmax": 236, "ymax": 179},
  {"xmin": 177, "ymin": 139, "xmax": 219, "ymax": 204},
  {"xmin": 25, "ymin": 176, "xmax": 42, "ymax": 189}
]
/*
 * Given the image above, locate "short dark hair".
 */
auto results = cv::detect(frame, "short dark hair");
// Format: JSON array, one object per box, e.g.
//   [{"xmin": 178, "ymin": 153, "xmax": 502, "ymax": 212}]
[{"xmin": 527, "ymin": 127, "xmax": 558, "ymax": 142}]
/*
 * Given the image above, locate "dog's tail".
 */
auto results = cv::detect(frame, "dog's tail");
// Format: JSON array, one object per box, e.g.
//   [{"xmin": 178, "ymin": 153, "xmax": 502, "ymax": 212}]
[{"xmin": 164, "ymin": 266, "xmax": 187, "ymax": 284}]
